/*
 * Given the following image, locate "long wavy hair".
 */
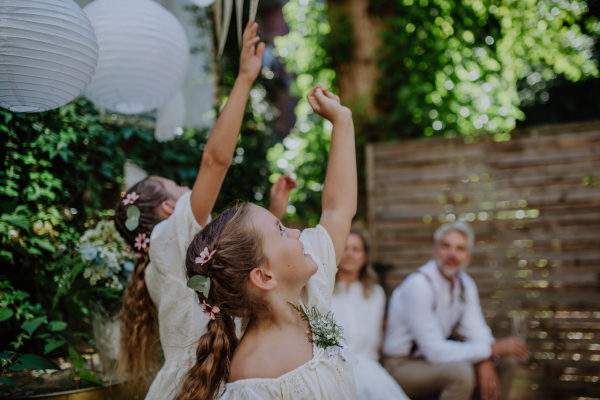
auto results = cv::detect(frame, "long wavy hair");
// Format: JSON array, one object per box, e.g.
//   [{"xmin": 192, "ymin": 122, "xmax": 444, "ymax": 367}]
[
  {"xmin": 114, "ymin": 176, "xmax": 171, "ymax": 383},
  {"xmin": 335, "ymin": 229, "xmax": 379, "ymax": 298},
  {"xmin": 174, "ymin": 203, "xmax": 269, "ymax": 400}
]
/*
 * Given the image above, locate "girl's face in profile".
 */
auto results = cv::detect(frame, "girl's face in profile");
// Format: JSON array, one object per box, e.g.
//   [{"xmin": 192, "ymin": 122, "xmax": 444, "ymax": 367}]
[{"xmin": 251, "ymin": 206, "xmax": 318, "ymax": 292}]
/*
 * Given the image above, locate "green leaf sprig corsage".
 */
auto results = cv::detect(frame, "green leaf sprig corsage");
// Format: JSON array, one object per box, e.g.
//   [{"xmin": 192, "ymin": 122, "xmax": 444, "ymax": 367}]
[{"xmin": 289, "ymin": 302, "xmax": 358, "ymax": 366}]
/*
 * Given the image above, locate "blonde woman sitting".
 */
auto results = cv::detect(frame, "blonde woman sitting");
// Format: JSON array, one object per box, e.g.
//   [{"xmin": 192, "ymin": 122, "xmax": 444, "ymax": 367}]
[{"xmin": 332, "ymin": 230, "xmax": 409, "ymax": 400}]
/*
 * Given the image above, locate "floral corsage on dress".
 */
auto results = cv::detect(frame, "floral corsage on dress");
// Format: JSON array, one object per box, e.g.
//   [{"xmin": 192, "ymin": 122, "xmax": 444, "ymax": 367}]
[{"xmin": 291, "ymin": 303, "xmax": 358, "ymax": 367}]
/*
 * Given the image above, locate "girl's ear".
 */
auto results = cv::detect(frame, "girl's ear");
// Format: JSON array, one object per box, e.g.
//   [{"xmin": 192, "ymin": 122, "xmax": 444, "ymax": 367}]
[
  {"xmin": 160, "ymin": 199, "xmax": 176, "ymax": 217},
  {"xmin": 248, "ymin": 267, "xmax": 277, "ymax": 291}
]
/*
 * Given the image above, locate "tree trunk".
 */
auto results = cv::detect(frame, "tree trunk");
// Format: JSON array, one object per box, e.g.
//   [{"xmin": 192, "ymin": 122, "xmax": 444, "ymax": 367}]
[{"xmin": 329, "ymin": 0, "xmax": 383, "ymax": 115}]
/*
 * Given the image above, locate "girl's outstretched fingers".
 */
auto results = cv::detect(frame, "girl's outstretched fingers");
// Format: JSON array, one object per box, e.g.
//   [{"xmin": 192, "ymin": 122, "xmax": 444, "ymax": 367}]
[
  {"xmin": 322, "ymin": 90, "xmax": 340, "ymax": 104},
  {"xmin": 239, "ymin": 22, "xmax": 265, "ymax": 82}
]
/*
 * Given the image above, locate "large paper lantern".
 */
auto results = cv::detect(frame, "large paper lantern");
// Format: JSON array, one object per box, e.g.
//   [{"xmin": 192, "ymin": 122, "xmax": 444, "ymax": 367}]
[
  {"xmin": 155, "ymin": 91, "xmax": 185, "ymax": 142},
  {"xmin": 83, "ymin": 0, "xmax": 189, "ymax": 114},
  {"xmin": 0, "ymin": 0, "xmax": 99, "ymax": 113}
]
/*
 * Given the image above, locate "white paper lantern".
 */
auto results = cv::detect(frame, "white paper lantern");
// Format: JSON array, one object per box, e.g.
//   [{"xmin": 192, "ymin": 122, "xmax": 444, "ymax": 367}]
[
  {"xmin": 0, "ymin": 0, "xmax": 99, "ymax": 113},
  {"xmin": 155, "ymin": 91, "xmax": 185, "ymax": 142},
  {"xmin": 83, "ymin": 0, "xmax": 189, "ymax": 114}
]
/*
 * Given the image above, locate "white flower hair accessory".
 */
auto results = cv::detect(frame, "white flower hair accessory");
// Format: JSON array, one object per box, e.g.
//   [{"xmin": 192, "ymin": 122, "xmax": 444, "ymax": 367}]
[
  {"xmin": 195, "ymin": 247, "xmax": 216, "ymax": 266},
  {"xmin": 122, "ymin": 192, "xmax": 139, "ymax": 205}
]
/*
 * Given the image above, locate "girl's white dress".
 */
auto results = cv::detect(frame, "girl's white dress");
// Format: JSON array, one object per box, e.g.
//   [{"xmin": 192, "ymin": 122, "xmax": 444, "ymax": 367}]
[
  {"xmin": 332, "ymin": 282, "xmax": 409, "ymax": 400},
  {"xmin": 221, "ymin": 225, "xmax": 357, "ymax": 400},
  {"xmin": 145, "ymin": 191, "xmax": 208, "ymax": 400}
]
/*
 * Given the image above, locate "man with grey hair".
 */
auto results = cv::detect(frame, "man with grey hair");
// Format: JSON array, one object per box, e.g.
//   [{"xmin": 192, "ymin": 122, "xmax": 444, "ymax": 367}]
[{"xmin": 381, "ymin": 221, "xmax": 529, "ymax": 400}]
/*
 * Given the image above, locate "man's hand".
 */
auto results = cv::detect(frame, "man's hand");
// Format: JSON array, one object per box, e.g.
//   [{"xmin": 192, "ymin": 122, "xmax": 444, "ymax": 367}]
[
  {"xmin": 307, "ymin": 85, "xmax": 351, "ymax": 123},
  {"xmin": 268, "ymin": 175, "xmax": 297, "ymax": 220},
  {"xmin": 477, "ymin": 360, "xmax": 500, "ymax": 400},
  {"xmin": 491, "ymin": 337, "xmax": 529, "ymax": 361},
  {"xmin": 238, "ymin": 20, "xmax": 265, "ymax": 84}
]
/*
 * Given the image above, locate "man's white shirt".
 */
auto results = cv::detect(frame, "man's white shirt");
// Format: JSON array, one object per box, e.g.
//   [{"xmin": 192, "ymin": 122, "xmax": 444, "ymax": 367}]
[{"xmin": 382, "ymin": 259, "xmax": 495, "ymax": 364}]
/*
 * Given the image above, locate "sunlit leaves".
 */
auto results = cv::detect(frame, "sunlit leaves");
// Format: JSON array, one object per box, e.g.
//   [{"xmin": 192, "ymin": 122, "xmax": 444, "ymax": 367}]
[
  {"xmin": 374, "ymin": 0, "xmax": 598, "ymax": 139},
  {"xmin": 268, "ymin": 0, "xmax": 336, "ymax": 225}
]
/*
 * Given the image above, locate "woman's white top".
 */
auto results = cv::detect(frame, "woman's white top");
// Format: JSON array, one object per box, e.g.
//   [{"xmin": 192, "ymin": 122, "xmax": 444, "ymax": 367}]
[
  {"xmin": 145, "ymin": 191, "xmax": 206, "ymax": 400},
  {"xmin": 332, "ymin": 282, "xmax": 386, "ymax": 361},
  {"xmin": 332, "ymin": 282, "xmax": 409, "ymax": 400},
  {"xmin": 220, "ymin": 225, "xmax": 357, "ymax": 400}
]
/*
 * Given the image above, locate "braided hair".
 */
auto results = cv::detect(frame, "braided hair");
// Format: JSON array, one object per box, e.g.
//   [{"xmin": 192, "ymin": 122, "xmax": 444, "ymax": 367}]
[
  {"xmin": 114, "ymin": 176, "xmax": 170, "ymax": 383},
  {"xmin": 174, "ymin": 203, "xmax": 270, "ymax": 400}
]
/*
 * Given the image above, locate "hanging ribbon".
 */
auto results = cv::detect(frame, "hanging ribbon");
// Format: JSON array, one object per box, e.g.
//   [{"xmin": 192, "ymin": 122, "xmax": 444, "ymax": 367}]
[
  {"xmin": 217, "ymin": 0, "xmax": 233, "ymax": 58},
  {"xmin": 213, "ymin": 0, "xmax": 222, "ymax": 42},
  {"xmin": 249, "ymin": 0, "xmax": 259, "ymax": 22},
  {"xmin": 236, "ymin": 0, "xmax": 244, "ymax": 49}
]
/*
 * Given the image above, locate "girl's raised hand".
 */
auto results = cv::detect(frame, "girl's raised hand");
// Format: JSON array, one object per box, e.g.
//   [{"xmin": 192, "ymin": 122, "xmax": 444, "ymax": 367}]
[
  {"xmin": 239, "ymin": 20, "xmax": 266, "ymax": 84},
  {"xmin": 307, "ymin": 86, "xmax": 351, "ymax": 123}
]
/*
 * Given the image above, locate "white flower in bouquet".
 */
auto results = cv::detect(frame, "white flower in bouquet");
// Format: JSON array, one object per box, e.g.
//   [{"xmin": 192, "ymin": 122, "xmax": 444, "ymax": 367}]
[{"xmin": 78, "ymin": 220, "xmax": 133, "ymax": 290}]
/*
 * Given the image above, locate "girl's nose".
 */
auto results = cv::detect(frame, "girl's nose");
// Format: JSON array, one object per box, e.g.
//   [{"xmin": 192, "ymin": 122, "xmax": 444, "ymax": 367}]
[{"xmin": 291, "ymin": 228, "xmax": 301, "ymax": 239}]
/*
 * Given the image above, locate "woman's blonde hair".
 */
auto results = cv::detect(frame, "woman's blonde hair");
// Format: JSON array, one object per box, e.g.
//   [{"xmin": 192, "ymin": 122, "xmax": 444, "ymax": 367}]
[
  {"xmin": 335, "ymin": 229, "xmax": 379, "ymax": 298},
  {"xmin": 175, "ymin": 203, "xmax": 269, "ymax": 400}
]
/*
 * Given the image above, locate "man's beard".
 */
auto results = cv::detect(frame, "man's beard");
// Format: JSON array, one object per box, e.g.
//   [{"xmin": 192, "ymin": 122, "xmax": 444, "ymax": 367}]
[{"xmin": 434, "ymin": 256, "xmax": 469, "ymax": 278}]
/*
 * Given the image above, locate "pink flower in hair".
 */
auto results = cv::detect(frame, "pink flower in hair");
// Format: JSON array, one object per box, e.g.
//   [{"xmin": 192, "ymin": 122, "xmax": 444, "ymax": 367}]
[
  {"xmin": 123, "ymin": 192, "xmax": 139, "ymax": 205},
  {"xmin": 195, "ymin": 247, "xmax": 216, "ymax": 265},
  {"xmin": 200, "ymin": 300, "xmax": 220, "ymax": 321},
  {"xmin": 134, "ymin": 233, "xmax": 149, "ymax": 251}
]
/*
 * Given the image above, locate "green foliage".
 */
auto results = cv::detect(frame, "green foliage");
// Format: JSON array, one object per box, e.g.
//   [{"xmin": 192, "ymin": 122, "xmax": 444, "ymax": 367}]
[
  {"xmin": 269, "ymin": 0, "xmax": 599, "ymax": 223},
  {"xmin": 0, "ymin": 281, "xmax": 65, "ymax": 388},
  {"xmin": 290, "ymin": 302, "xmax": 345, "ymax": 349},
  {"xmin": 269, "ymin": 0, "xmax": 337, "ymax": 225},
  {"xmin": 371, "ymin": 0, "xmax": 598, "ymax": 139},
  {"xmin": 1, "ymin": 6, "xmax": 278, "ymax": 392},
  {"xmin": 78, "ymin": 369, "xmax": 105, "ymax": 388},
  {"xmin": 322, "ymin": 8, "xmax": 355, "ymax": 67}
]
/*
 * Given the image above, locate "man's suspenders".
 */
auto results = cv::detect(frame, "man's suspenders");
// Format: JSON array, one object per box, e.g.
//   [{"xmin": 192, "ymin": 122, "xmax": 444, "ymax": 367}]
[{"xmin": 409, "ymin": 270, "xmax": 465, "ymax": 356}]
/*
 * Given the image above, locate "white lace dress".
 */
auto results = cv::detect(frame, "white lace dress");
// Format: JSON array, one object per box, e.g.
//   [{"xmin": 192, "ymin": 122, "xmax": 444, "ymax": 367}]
[
  {"xmin": 220, "ymin": 225, "xmax": 357, "ymax": 400},
  {"xmin": 144, "ymin": 191, "xmax": 207, "ymax": 400}
]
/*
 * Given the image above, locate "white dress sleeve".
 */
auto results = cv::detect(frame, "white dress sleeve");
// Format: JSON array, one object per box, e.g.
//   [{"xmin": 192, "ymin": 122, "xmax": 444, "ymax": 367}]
[
  {"xmin": 149, "ymin": 191, "xmax": 202, "ymax": 281},
  {"xmin": 299, "ymin": 224, "xmax": 337, "ymax": 313},
  {"xmin": 145, "ymin": 191, "xmax": 207, "ymax": 400}
]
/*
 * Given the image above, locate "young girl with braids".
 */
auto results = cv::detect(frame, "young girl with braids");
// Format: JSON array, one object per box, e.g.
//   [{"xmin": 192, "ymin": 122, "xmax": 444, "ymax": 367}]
[
  {"xmin": 175, "ymin": 85, "xmax": 357, "ymax": 400},
  {"xmin": 113, "ymin": 21, "xmax": 296, "ymax": 400}
]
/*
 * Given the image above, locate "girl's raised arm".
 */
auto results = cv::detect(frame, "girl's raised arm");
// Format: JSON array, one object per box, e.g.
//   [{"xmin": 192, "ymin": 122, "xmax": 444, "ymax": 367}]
[
  {"xmin": 307, "ymin": 86, "xmax": 357, "ymax": 265},
  {"xmin": 190, "ymin": 20, "xmax": 265, "ymax": 225}
]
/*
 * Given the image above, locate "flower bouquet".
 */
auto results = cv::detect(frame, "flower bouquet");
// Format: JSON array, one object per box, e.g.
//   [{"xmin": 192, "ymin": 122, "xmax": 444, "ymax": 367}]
[{"xmin": 78, "ymin": 220, "xmax": 134, "ymax": 292}]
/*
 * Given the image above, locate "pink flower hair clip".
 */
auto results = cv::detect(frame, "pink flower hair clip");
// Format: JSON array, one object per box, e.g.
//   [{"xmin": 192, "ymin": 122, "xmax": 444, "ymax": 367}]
[
  {"xmin": 122, "ymin": 192, "xmax": 139, "ymax": 205},
  {"xmin": 134, "ymin": 233, "xmax": 150, "ymax": 252},
  {"xmin": 195, "ymin": 247, "xmax": 216, "ymax": 266},
  {"xmin": 200, "ymin": 300, "xmax": 220, "ymax": 321}
]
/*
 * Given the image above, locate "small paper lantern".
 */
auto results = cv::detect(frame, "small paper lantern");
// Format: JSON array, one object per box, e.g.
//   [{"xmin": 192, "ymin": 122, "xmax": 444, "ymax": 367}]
[
  {"xmin": 83, "ymin": 0, "xmax": 189, "ymax": 114},
  {"xmin": 0, "ymin": 0, "xmax": 99, "ymax": 113},
  {"xmin": 155, "ymin": 91, "xmax": 185, "ymax": 142}
]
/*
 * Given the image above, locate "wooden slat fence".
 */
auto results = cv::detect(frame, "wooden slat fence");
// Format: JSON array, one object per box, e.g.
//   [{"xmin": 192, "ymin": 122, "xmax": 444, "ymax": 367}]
[{"xmin": 366, "ymin": 121, "xmax": 600, "ymax": 400}]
